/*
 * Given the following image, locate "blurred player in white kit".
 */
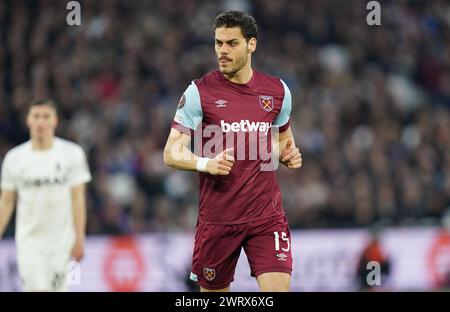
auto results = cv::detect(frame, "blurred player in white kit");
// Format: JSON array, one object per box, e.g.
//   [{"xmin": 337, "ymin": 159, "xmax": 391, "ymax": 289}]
[{"xmin": 0, "ymin": 99, "xmax": 91, "ymax": 291}]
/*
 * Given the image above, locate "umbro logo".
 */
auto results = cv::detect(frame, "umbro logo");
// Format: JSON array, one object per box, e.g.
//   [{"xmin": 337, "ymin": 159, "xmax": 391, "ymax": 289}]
[
  {"xmin": 215, "ymin": 99, "xmax": 227, "ymax": 108},
  {"xmin": 276, "ymin": 253, "xmax": 288, "ymax": 261}
]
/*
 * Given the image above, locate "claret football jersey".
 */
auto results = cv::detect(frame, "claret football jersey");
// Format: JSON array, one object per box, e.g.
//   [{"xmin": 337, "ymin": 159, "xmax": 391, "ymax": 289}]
[{"xmin": 172, "ymin": 70, "xmax": 292, "ymax": 224}]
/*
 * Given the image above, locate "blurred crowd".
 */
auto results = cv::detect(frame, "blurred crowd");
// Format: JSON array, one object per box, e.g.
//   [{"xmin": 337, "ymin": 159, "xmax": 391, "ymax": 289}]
[{"xmin": 0, "ymin": 0, "xmax": 450, "ymax": 235}]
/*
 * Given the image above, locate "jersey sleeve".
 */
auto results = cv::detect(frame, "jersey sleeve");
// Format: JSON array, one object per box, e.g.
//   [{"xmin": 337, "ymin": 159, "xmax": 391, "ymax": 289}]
[
  {"xmin": 69, "ymin": 145, "xmax": 92, "ymax": 187},
  {"xmin": 1, "ymin": 152, "xmax": 16, "ymax": 191},
  {"xmin": 273, "ymin": 79, "xmax": 292, "ymax": 132},
  {"xmin": 171, "ymin": 81, "xmax": 203, "ymax": 135}
]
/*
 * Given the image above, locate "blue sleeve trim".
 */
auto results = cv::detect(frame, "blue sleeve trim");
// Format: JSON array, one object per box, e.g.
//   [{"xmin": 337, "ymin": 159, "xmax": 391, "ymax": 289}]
[
  {"xmin": 173, "ymin": 82, "xmax": 203, "ymax": 130},
  {"xmin": 274, "ymin": 79, "xmax": 292, "ymax": 127}
]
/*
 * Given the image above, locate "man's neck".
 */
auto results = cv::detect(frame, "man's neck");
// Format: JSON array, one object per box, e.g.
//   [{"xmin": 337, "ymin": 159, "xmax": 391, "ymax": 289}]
[
  {"xmin": 31, "ymin": 137, "xmax": 55, "ymax": 151},
  {"xmin": 225, "ymin": 63, "xmax": 253, "ymax": 84}
]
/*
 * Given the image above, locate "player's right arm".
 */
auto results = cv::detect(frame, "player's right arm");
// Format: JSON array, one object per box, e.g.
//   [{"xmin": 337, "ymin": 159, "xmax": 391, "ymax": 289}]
[
  {"xmin": 163, "ymin": 82, "xmax": 234, "ymax": 175},
  {"xmin": 0, "ymin": 152, "xmax": 17, "ymax": 239},
  {"xmin": 0, "ymin": 189, "xmax": 16, "ymax": 239},
  {"xmin": 163, "ymin": 128, "xmax": 234, "ymax": 175}
]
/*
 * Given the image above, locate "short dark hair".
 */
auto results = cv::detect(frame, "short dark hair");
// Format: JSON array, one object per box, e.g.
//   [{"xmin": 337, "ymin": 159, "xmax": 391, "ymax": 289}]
[
  {"xmin": 213, "ymin": 11, "xmax": 258, "ymax": 41},
  {"xmin": 29, "ymin": 99, "xmax": 58, "ymax": 114}
]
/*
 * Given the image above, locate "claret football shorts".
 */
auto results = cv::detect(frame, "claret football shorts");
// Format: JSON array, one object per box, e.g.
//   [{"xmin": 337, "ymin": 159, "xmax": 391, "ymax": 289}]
[{"xmin": 190, "ymin": 214, "xmax": 293, "ymax": 290}]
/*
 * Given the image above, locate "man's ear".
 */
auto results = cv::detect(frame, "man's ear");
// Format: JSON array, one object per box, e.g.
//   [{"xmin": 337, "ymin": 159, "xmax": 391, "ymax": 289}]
[
  {"xmin": 248, "ymin": 38, "xmax": 257, "ymax": 53},
  {"xmin": 25, "ymin": 113, "xmax": 31, "ymax": 128}
]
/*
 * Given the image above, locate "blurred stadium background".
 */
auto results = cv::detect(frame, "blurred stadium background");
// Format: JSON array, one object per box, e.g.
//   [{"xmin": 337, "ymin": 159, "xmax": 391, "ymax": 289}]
[{"xmin": 1, "ymin": 0, "xmax": 450, "ymax": 291}]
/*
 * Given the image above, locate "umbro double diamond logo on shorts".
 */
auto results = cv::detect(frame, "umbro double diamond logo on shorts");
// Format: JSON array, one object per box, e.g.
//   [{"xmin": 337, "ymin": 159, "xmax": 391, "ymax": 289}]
[{"xmin": 276, "ymin": 253, "xmax": 288, "ymax": 261}]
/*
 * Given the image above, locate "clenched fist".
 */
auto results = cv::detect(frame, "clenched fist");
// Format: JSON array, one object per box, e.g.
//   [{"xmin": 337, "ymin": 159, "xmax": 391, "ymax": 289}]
[
  {"xmin": 206, "ymin": 148, "xmax": 235, "ymax": 175},
  {"xmin": 280, "ymin": 139, "xmax": 302, "ymax": 169}
]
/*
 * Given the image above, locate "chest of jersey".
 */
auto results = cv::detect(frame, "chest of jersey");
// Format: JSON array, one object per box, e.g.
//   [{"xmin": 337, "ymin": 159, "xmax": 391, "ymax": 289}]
[
  {"xmin": 200, "ymin": 86, "xmax": 283, "ymax": 128},
  {"xmin": 16, "ymin": 153, "xmax": 70, "ymax": 189}
]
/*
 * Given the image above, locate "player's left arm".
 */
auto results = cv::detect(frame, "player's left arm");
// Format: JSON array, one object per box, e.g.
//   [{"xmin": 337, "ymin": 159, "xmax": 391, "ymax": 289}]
[
  {"xmin": 273, "ymin": 80, "xmax": 302, "ymax": 169},
  {"xmin": 69, "ymin": 145, "xmax": 91, "ymax": 262},
  {"xmin": 276, "ymin": 127, "xmax": 302, "ymax": 169},
  {"xmin": 71, "ymin": 183, "xmax": 86, "ymax": 262}
]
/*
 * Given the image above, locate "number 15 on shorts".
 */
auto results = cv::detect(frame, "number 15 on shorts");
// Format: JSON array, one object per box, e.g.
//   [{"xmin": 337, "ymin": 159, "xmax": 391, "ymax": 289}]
[{"xmin": 273, "ymin": 231, "xmax": 290, "ymax": 252}]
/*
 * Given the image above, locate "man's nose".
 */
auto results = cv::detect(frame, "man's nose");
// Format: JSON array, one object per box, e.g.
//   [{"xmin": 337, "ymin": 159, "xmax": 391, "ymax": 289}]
[
  {"xmin": 35, "ymin": 118, "xmax": 45, "ymax": 125},
  {"xmin": 219, "ymin": 44, "xmax": 230, "ymax": 54}
]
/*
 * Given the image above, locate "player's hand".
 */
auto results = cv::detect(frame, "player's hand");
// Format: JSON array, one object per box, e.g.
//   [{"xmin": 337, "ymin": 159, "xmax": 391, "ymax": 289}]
[
  {"xmin": 206, "ymin": 148, "xmax": 235, "ymax": 175},
  {"xmin": 280, "ymin": 139, "xmax": 302, "ymax": 169},
  {"xmin": 71, "ymin": 238, "xmax": 85, "ymax": 262}
]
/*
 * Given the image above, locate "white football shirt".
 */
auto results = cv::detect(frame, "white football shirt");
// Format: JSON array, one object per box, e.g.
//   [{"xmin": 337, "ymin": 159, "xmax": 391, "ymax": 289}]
[{"xmin": 1, "ymin": 137, "xmax": 91, "ymax": 251}]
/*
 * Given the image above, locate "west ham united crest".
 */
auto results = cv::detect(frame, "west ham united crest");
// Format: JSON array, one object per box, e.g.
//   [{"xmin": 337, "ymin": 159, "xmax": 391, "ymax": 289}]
[
  {"xmin": 203, "ymin": 267, "xmax": 216, "ymax": 281},
  {"xmin": 259, "ymin": 95, "xmax": 274, "ymax": 112}
]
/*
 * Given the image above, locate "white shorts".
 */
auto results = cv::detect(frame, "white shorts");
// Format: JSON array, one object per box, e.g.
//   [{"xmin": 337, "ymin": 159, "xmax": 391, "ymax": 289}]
[{"xmin": 17, "ymin": 247, "xmax": 71, "ymax": 292}]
